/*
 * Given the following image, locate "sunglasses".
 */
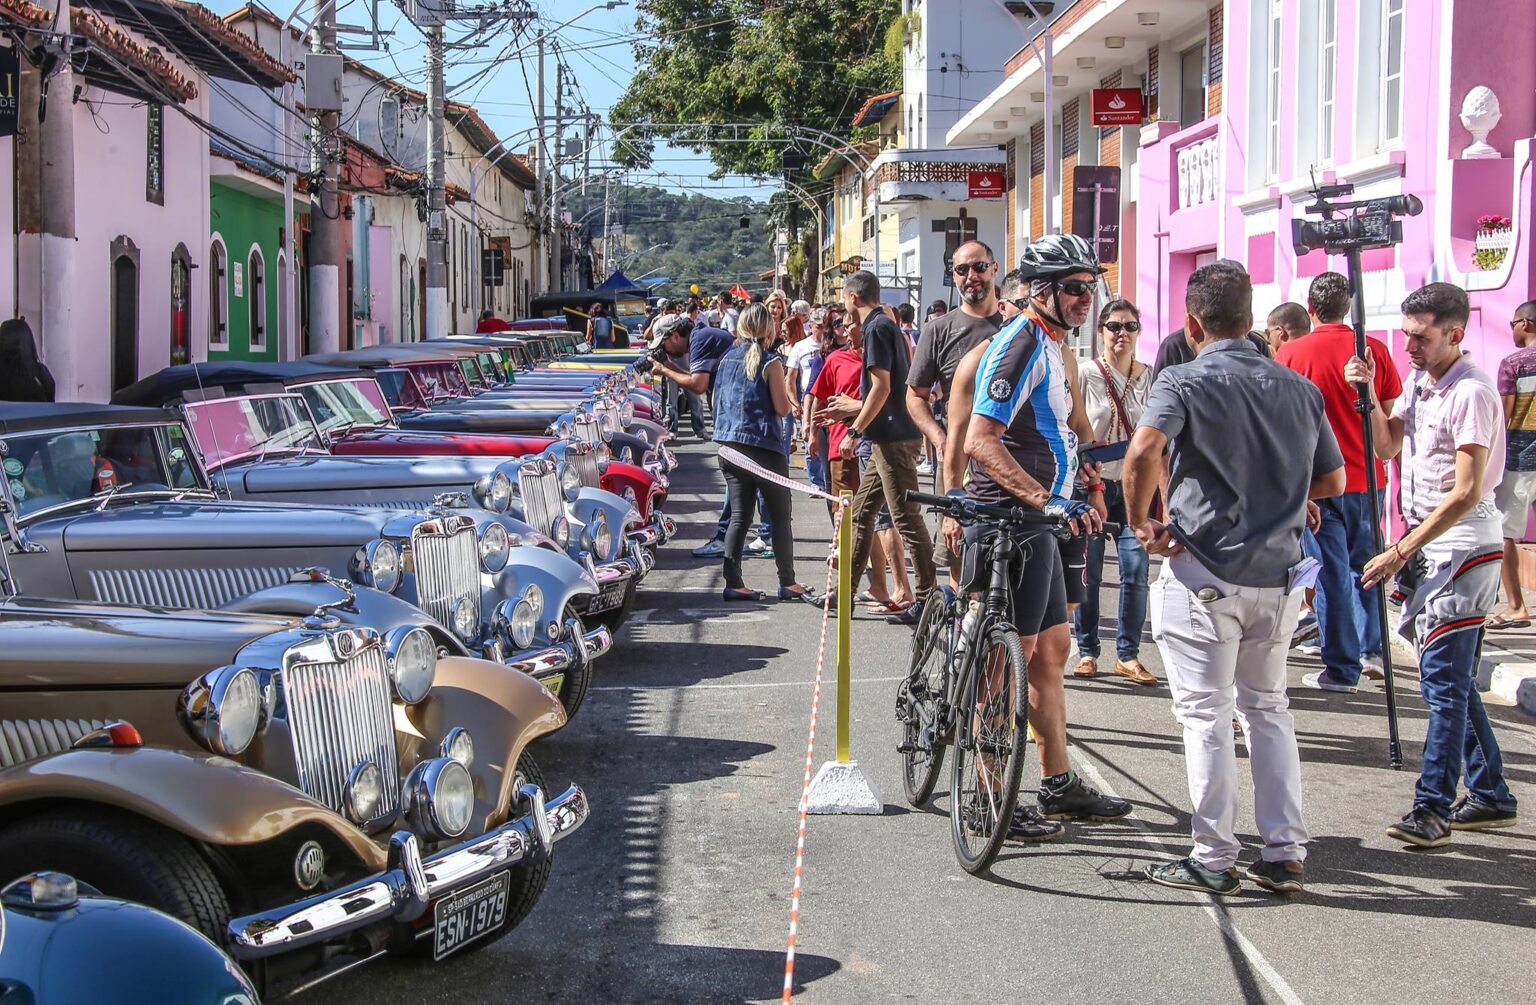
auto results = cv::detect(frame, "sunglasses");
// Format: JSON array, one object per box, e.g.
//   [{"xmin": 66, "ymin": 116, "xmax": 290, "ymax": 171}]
[
  {"xmin": 951, "ymin": 261, "xmax": 994, "ymax": 276},
  {"xmin": 1103, "ymin": 321, "xmax": 1141, "ymax": 334},
  {"xmin": 1004, "ymin": 297, "xmax": 1029, "ymax": 311},
  {"xmin": 1056, "ymin": 279, "xmax": 1096, "ymax": 297}
]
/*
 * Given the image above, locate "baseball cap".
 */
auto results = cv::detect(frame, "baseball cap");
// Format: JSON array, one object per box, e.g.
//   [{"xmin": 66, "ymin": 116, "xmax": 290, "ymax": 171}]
[
  {"xmin": 654, "ymin": 314, "xmax": 692, "ymax": 340},
  {"xmin": 656, "ymin": 297, "xmax": 672, "ymax": 310}
]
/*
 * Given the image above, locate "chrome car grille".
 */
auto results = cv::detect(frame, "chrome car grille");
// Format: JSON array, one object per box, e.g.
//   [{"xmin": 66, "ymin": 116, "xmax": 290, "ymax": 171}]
[
  {"xmin": 518, "ymin": 463, "xmax": 564, "ymax": 538},
  {"xmin": 570, "ymin": 448, "xmax": 600, "ymax": 488},
  {"xmin": 88, "ymin": 566, "xmax": 304, "ymax": 609},
  {"xmin": 281, "ymin": 642, "xmax": 399, "ymax": 820},
  {"xmin": 411, "ymin": 522, "xmax": 482, "ymax": 631},
  {"xmin": 572, "ymin": 416, "xmax": 603, "ymax": 445}
]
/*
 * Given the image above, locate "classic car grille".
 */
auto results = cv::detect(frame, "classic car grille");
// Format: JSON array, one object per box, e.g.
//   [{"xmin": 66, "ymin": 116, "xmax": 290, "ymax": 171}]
[
  {"xmin": 518, "ymin": 465, "xmax": 564, "ymax": 538},
  {"xmin": 0, "ymin": 718, "xmax": 110, "ymax": 769},
  {"xmin": 412, "ymin": 522, "xmax": 482, "ymax": 630},
  {"xmin": 282, "ymin": 643, "xmax": 400, "ymax": 820},
  {"xmin": 573, "ymin": 416, "xmax": 602, "ymax": 445},
  {"xmin": 88, "ymin": 566, "xmax": 304, "ymax": 609},
  {"xmin": 570, "ymin": 448, "xmax": 600, "ymax": 488}
]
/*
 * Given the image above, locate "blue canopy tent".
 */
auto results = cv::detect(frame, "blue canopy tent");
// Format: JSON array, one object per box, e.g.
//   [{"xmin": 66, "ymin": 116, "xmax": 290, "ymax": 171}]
[{"xmin": 597, "ymin": 271, "xmax": 649, "ymax": 298}]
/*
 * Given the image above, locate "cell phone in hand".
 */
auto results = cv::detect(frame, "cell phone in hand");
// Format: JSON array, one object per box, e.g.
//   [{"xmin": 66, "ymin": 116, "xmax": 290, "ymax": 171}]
[{"xmin": 1079, "ymin": 440, "xmax": 1129, "ymax": 464}]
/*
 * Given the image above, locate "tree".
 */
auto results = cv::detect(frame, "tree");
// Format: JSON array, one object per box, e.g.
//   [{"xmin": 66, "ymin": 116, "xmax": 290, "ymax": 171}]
[{"xmin": 612, "ymin": 0, "xmax": 901, "ymax": 176}]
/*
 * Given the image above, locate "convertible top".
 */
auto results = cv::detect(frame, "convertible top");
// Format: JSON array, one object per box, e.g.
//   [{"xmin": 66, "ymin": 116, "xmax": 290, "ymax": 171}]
[
  {"xmin": 0, "ymin": 401, "xmax": 179, "ymax": 435},
  {"xmin": 307, "ymin": 345, "xmax": 465, "ymax": 368},
  {"xmin": 111, "ymin": 361, "xmax": 376, "ymax": 407}
]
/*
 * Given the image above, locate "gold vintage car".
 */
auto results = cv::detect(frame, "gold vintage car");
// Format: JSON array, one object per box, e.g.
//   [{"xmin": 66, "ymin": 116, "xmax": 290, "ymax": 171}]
[{"xmin": 0, "ymin": 591, "xmax": 588, "ymax": 995}]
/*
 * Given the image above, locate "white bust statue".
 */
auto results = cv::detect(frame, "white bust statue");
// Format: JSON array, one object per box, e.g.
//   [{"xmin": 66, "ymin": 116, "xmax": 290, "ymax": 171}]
[{"xmin": 1461, "ymin": 85, "xmax": 1502, "ymax": 159}]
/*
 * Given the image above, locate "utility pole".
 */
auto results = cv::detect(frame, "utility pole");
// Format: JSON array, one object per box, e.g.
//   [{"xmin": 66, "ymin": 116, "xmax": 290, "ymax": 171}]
[
  {"xmin": 580, "ymin": 110, "xmax": 593, "ymax": 286},
  {"xmin": 308, "ymin": 0, "xmax": 344, "ymax": 352},
  {"xmin": 424, "ymin": 24, "xmax": 449, "ymax": 338},
  {"xmin": 533, "ymin": 29, "xmax": 546, "ymax": 295},
  {"xmin": 550, "ymin": 61, "xmax": 566, "ymax": 292}
]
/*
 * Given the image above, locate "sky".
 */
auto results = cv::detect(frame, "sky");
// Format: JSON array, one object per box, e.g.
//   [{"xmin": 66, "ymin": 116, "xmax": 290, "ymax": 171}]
[{"xmin": 208, "ymin": 0, "xmax": 781, "ymax": 201}]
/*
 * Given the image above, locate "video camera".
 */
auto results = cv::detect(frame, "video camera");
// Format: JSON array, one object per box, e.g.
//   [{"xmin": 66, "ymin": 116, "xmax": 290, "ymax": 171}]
[{"xmin": 1291, "ymin": 179, "xmax": 1423, "ymax": 255}]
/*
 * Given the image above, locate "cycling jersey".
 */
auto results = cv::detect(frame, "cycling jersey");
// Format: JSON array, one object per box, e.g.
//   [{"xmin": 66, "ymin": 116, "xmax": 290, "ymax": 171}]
[{"xmin": 966, "ymin": 311, "xmax": 1078, "ymax": 504}]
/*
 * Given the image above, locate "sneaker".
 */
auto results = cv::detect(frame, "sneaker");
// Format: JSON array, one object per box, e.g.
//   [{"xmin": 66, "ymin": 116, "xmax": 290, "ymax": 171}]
[
  {"xmin": 916, "ymin": 459, "xmax": 935, "ymax": 476},
  {"xmin": 1038, "ymin": 773, "xmax": 1132, "ymax": 821},
  {"xmin": 1291, "ymin": 611, "xmax": 1319, "ymax": 647},
  {"xmin": 1295, "ymin": 640, "xmax": 1322, "ymax": 657},
  {"xmin": 1361, "ymin": 653, "xmax": 1386, "ymax": 681},
  {"xmin": 1301, "ymin": 671, "xmax": 1356, "ymax": 694},
  {"xmin": 1244, "ymin": 859, "xmax": 1305, "ymax": 893},
  {"xmin": 747, "ymin": 536, "xmax": 770, "ymax": 554},
  {"xmin": 691, "ymin": 538, "xmax": 726, "ymax": 559},
  {"xmin": 1386, "ymin": 806, "xmax": 1452, "ymax": 848},
  {"xmin": 1144, "ymin": 857, "xmax": 1240, "ymax": 895},
  {"xmin": 1449, "ymin": 795, "xmax": 1519, "ymax": 831},
  {"xmin": 1006, "ymin": 805, "xmax": 1065, "ymax": 843}
]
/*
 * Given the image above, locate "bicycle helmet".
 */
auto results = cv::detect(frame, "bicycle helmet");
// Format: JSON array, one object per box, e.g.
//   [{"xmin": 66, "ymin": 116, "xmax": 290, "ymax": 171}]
[{"xmin": 1017, "ymin": 233, "xmax": 1106, "ymax": 330}]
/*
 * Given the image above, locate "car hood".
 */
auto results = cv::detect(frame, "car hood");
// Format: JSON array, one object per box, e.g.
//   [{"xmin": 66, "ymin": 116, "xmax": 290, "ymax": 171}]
[
  {"xmin": 228, "ymin": 453, "xmax": 502, "ymax": 493},
  {"xmin": 50, "ymin": 499, "xmax": 393, "ymax": 552},
  {"xmin": 0, "ymin": 597, "xmax": 299, "ymax": 689},
  {"xmin": 336, "ymin": 428, "xmax": 555, "ymax": 456}
]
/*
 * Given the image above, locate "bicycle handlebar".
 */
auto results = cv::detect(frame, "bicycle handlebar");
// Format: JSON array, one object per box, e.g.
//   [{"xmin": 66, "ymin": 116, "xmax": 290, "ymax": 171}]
[{"xmin": 905, "ymin": 489, "xmax": 1066, "ymax": 528}]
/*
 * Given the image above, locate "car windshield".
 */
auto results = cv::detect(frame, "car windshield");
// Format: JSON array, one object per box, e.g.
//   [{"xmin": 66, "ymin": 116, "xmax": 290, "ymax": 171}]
[
  {"xmin": 299, "ymin": 379, "xmax": 394, "ymax": 436},
  {"xmin": 509, "ymin": 345, "xmax": 533, "ymax": 370},
  {"xmin": 1, "ymin": 422, "xmax": 205, "ymax": 518},
  {"xmin": 478, "ymin": 352, "xmax": 505, "ymax": 381},
  {"xmin": 457, "ymin": 357, "xmax": 488, "ymax": 391},
  {"xmin": 183, "ymin": 394, "xmax": 324, "ymax": 468},
  {"xmin": 372, "ymin": 368, "xmax": 429, "ymax": 410},
  {"xmin": 404, "ymin": 361, "xmax": 471, "ymax": 401}
]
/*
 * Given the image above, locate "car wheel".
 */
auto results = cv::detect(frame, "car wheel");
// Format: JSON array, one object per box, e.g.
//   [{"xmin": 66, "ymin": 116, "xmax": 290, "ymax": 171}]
[
  {"xmin": 0, "ymin": 806, "xmax": 231, "ymax": 946},
  {"xmin": 558, "ymin": 610, "xmax": 597, "ymax": 720}
]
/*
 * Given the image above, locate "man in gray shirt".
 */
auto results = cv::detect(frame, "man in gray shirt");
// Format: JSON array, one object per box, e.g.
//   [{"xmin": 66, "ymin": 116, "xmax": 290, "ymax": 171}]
[{"xmin": 1123, "ymin": 260, "xmax": 1345, "ymax": 897}]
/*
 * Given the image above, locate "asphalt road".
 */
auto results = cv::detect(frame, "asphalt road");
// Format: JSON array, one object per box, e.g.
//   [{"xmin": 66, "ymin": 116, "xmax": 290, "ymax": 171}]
[{"xmin": 316, "ymin": 437, "xmax": 1536, "ymax": 1005}]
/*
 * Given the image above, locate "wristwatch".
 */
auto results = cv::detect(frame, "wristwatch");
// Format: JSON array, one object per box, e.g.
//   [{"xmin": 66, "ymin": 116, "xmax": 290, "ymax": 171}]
[{"xmin": 846, "ymin": 427, "xmax": 862, "ymax": 440}]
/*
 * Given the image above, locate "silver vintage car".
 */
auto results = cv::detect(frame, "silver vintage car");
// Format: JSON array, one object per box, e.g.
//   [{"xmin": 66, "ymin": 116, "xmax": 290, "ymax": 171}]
[{"xmin": 0, "ymin": 402, "xmax": 609, "ymax": 717}]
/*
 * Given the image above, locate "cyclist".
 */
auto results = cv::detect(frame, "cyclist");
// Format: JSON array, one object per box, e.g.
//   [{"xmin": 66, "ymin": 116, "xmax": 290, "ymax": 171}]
[{"xmin": 946, "ymin": 234, "xmax": 1133, "ymax": 839}]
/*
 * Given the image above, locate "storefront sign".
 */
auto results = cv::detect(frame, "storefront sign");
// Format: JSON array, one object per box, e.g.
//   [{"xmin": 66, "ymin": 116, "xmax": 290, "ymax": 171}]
[
  {"xmin": 1090, "ymin": 88, "xmax": 1144, "ymax": 127},
  {"xmin": 146, "ymin": 102, "xmax": 164, "ymax": 205},
  {"xmin": 1071, "ymin": 166, "xmax": 1121, "ymax": 264},
  {"xmin": 0, "ymin": 47, "xmax": 19, "ymax": 139},
  {"xmin": 966, "ymin": 170, "xmax": 1005, "ymax": 200}
]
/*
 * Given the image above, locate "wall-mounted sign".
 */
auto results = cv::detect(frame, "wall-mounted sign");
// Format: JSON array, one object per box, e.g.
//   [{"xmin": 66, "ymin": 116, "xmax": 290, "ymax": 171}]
[
  {"xmin": 966, "ymin": 170, "xmax": 1005, "ymax": 200},
  {"xmin": 0, "ymin": 47, "xmax": 19, "ymax": 139},
  {"xmin": 145, "ymin": 102, "xmax": 165, "ymax": 205},
  {"xmin": 232, "ymin": 262, "xmax": 244, "ymax": 298},
  {"xmin": 1090, "ymin": 88, "xmax": 1144, "ymax": 127},
  {"xmin": 1071, "ymin": 166, "xmax": 1121, "ymax": 264}
]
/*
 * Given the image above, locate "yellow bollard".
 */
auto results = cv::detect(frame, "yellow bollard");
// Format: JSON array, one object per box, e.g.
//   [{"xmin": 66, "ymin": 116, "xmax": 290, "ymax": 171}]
[{"xmin": 836, "ymin": 494, "xmax": 853, "ymax": 764}]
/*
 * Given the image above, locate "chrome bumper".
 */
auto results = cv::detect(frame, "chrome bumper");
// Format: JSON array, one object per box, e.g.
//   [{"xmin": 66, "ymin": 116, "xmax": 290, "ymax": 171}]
[
  {"xmin": 578, "ymin": 621, "xmax": 613, "ymax": 661},
  {"xmin": 227, "ymin": 783, "xmax": 590, "ymax": 959},
  {"xmin": 626, "ymin": 511, "xmax": 675, "ymax": 548}
]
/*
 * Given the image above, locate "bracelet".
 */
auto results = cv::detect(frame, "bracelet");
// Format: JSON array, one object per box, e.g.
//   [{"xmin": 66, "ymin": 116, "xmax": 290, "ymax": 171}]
[
  {"xmin": 1394, "ymin": 540, "xmax": 1409, "ymax": 562},
  {"xmin": 1087, "ymin": 483, "xmax": 1105, "ymax": 494}
]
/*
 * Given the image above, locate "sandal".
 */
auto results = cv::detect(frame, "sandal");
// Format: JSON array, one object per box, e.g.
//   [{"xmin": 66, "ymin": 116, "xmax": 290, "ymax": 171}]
[
  {"xmin": 722, "ymin": 588, "xmax": 765, "ymax": 603},
  {"xmin": 866, "ymin": 598, "xmax": 913, "ymax": 614},
  {"xmin": 1073, "ymin": 657, "xmax": 1099, "ymax": 679},
  {"xmin": 1485, "ymin": 613, "xmax": 1532, "ymax": 630}
]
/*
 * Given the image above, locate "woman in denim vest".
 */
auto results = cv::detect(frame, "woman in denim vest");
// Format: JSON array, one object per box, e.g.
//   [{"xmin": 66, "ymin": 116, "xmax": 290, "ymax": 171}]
[{"xmin": 714, "ymin": 303, "xmax": 812, "ymax": 602}]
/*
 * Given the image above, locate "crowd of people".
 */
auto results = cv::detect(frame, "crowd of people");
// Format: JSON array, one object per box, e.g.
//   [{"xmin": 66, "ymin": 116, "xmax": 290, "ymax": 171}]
[{"xmin": 641, "ymin": 234, "xmax": 1524, "ymax": 890}]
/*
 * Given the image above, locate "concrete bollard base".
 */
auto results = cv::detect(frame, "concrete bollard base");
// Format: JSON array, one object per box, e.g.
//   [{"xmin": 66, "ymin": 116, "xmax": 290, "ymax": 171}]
[{"xmin": 805, "ymin": 760, "xmax": 882, "ymax": 815}]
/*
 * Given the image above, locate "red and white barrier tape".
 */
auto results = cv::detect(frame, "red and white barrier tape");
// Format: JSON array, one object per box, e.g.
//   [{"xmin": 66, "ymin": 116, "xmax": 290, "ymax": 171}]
[
  {"xmin": 718, "ymin": 444, "xmax": 842, "ymax": 504},
  {"xmin": 782, "ymin": 515, "xmax": 841, "ymax": 1003}
]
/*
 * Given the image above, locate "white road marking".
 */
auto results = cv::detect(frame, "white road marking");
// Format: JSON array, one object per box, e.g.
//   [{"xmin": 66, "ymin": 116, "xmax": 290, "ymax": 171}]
[
  {"xmin": 1069, "ymin": 749, "xmax": 1307, "ymax": 1005},
  {"xmin": 591, "ymin": 675, "xmax": 905, "ymax": 693}
]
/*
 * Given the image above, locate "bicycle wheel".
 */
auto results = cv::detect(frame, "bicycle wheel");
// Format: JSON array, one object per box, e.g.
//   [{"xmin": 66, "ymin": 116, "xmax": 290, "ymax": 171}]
[
  {"xmin": 949, "ymin": 623, "xmax": 1029, "ymax": 874},
  {"xmin": 897, "ymin": 591, "xmax": 951, "ymax": 807}
]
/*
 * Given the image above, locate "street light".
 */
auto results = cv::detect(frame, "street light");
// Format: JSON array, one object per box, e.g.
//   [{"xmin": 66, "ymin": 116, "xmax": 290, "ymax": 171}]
[{"xmin": 989, "ymin": 0, "xmax": 1058, "ymax": 234}]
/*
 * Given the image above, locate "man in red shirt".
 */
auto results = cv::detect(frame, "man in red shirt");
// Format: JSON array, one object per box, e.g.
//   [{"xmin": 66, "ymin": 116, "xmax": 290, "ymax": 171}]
[
  {"xmin": 1277, "ymin": 272, "xmax": 1404, "ymax": 691},
  {"xmin": 475, "ymin": 310, "xmax": 512, "ymax": 333}
]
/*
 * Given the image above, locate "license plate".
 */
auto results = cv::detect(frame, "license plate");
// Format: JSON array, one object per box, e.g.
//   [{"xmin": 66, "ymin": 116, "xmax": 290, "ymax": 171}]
[
  {"xmin": 432, "ymin": 870, "xmax": 511, "ymax": 960},
  {"xmin": 587, "ymin": 582, "xmax": 626, "ymax": 613},
  {"xmin": 540, "ymin": 672, "xmax": 565, "ymax": 696}
]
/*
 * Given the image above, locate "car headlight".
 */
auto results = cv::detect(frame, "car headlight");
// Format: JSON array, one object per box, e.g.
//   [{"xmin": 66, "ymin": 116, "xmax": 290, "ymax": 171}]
[
  {"xmin": 440, "ymin": 726, "xmax": 474, "ymax": 768},
  {"xmin": 404, "ymin": 757, "xmax": 475, "ymax": 840},
  {"xmin": 179, "ymin": 665, "xmax": 263, "ymax": 756},
  {"xmin": 511, "ymin": 598, "xmax": 537, "ymax": 648},
  {"xmin": 620, "ymin": 400, "xmax": 635, "ymax": 427},
  {"xmin": 522, "ymin": 583, "xmax": 545, "ymax": 624},
  {"xmin": 557, "ymin": 461, "xmax": 581, "ymax": 502},
  {"xmin": 584, "ymin": 511, "xmax": 612, "ymax": 559},
  {"xmin": 555, "ymin": 417, "xmax": 575, "ymax": 440},
  {"xmin": 385, "ymin": 625, "xmax": 438, "ymax": 704},
  {"xmin": 345, "ymin": 761, "xmax": 384, "ymax": 824},
  {"xmin": 552, "ymin": 515, "xmax": 571, "ymax": 549},
  {"xmin": 351, "ymin": 538, "xmax": 402, "ymax": 594},
  {"xmin": 595, "ymin": 441, "xmax": 612, "ymax": 472},
  {"xmin": 621, "ymin": 445, "xmax": 636, "ymax": 464},
  {"xmin": 450, "ymin": 596, "xmax": 478, "ymax": 641},
  {"xmin": 479, "ymin": 521, "xmax": 511, "ymax": 573},
  {"xmin": 476, "ymin": 469, "xmax": 513, "ymax": 513},
  {"xmin": 622, "ymin": 485, "xmax": 638, "ymax": 507}
]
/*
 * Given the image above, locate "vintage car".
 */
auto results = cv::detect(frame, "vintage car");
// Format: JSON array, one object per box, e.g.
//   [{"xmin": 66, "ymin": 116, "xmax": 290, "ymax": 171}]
[
  {"xmin": 0, "ymin": 402, "xmax": 609, "ymax": 715},
  {"xmin": 0, "ymin": 872, "xmax": 261, "ymax": 1003},
  {"xmin": 110, "ymin": 379, "xmax": 648, "ymax": 634},
  {"xmin": 0, "ymin": 593, "xmax": 587, "ymax": 994}
]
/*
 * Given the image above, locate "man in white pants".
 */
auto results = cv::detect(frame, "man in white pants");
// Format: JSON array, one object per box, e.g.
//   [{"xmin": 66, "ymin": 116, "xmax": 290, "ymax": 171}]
[{"xmin": 1124, "ymin": 261, "xmax": 1346, "ymax": 895}]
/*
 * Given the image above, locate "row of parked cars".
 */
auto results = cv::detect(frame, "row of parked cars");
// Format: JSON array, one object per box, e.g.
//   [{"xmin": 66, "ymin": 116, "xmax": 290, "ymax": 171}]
[{"xmin": 0, "ymin": 326, "xmax": 673, "ymax": 998}]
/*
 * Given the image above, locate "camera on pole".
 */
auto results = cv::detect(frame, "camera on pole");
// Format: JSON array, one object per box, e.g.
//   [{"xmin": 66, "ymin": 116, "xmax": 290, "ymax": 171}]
[{"xmin": 1290, "ymin": 177, "xmax": 1423, "ymax": 770}]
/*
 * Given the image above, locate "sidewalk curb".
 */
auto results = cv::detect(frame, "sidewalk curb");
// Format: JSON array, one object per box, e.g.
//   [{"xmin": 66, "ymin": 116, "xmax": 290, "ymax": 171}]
[{"xmin": 1390, "ymin": 631, "xmax": 1536, "ymax": 717}]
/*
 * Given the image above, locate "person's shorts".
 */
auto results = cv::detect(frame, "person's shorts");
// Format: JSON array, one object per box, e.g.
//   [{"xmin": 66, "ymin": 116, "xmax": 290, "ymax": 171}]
[
  {"xmin": 1058, "ymin": 533, "xmax": 1088, "ymax": 606},
  {"xmin": 1495, "ymin": 468, "xmax": 1536, "ymax": 539},
  {"xmin": 830, "ymin": 456, "xmax": 860, "ymax": 496},
  {"xmin": 962, "ymin": 524, "xmax": 1068, "ymax": 637}
]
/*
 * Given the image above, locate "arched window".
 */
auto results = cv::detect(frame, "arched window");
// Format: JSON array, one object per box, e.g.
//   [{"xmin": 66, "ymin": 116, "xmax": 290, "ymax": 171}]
[
  {"xmin": 208, "ymin": 237, "xmax": 228, "ymax": 348},
  {"xmin": 170, "ymin": 243, "xmax": 192, "ymax": 366},
  {"xmin": 248, "ymin": 247, "xmax": 267, "ymax": 351},
  {"xmin": 109, "ymin": 235, "xmax": 140, "ymax": 393}
]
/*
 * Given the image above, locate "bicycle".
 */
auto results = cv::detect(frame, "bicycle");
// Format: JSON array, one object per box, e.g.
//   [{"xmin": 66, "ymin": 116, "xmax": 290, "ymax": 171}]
[{"xmin": 895, "ymin": 489, "xmax": 1074, "ymax": 874}]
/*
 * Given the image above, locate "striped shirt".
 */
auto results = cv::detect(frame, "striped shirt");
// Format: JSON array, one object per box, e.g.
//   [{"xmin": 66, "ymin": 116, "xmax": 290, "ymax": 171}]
[{"xmin": 966, "ymin": 311, "xmax": 1078, "ymax": 504}]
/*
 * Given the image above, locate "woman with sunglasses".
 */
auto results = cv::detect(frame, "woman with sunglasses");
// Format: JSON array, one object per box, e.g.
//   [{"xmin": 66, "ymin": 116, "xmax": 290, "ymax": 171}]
[{"xmin": 1074, "ymin": 299, "xmax": 1157, "ymax": 685}]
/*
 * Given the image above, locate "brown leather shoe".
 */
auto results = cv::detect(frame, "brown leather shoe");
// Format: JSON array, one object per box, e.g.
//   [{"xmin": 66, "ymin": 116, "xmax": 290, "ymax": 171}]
[
  {"xmin": 1073, "ymin": 657, "xmax": 1099, "ymax": 678},
  {"xmin": 1114, "ymin": 659, "xmax": 1157, "ymax": 686}
]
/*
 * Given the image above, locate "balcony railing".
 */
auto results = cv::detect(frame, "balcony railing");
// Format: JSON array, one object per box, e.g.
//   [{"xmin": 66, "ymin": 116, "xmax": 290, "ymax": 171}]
[{"xmin": 874, "ymin": 160, "xmax": 1008, "ymax": 186}]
